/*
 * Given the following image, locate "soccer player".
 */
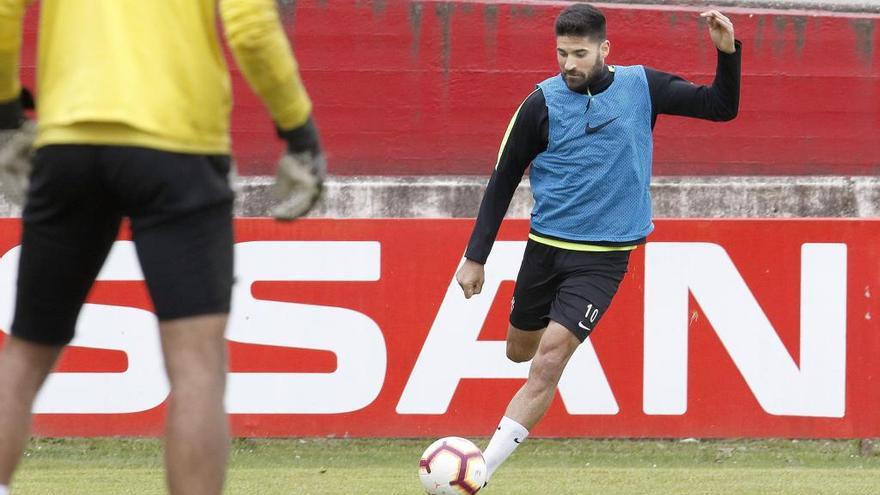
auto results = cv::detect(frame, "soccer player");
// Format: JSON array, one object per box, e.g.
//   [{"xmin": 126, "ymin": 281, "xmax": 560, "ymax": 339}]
[
  {"xmin": 455, "ymin": 4, "xmax": 740, "ymax": 484},
  {"xmin": 0, "ymin": 1, "xmax": 323, "ymax": 494}
]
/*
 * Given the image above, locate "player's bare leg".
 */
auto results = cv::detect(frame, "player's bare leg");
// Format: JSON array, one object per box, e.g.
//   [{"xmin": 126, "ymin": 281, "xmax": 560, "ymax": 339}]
[
  {"xmin": 505, "ymin": 321, "xmax": 579, "ymax": 428},
  {"xmin": 483, "ymin": 321, "xmax": 580, "ymax": 481},
  {"xmin": 0, "ymin": 336, "xmax": 63, "ymax": 486},
  {"xmin": 160, "ymin": 314, "xmax": 229, "ymax": 495},
  {"xmin": 505, "ymin": 324, "xmax": 545, "ymax": 363}
]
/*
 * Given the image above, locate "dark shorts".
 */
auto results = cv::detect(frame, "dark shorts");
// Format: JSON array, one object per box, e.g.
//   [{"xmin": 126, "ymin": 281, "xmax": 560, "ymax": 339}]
[
  {"xmin": 509, "ymin": 239, "xmax": 630, "ymax": 342},
  {"xmin": 11, "ymin": 144, "xmax": 235, "ymax": 346}
]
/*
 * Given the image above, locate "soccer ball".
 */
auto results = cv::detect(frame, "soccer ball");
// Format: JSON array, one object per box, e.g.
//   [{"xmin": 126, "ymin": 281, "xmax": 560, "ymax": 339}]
[{"xmin": 418, "ymin": 436, "xmax": 487, "ymax": 495}]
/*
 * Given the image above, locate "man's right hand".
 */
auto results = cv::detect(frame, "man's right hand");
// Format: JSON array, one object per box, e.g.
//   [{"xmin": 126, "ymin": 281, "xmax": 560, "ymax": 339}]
[
  {"xmin": 272, "ymin": 117, "xmax": 326, "ymax": 221},
  {"xmin": 0, "ymin": 90, "xmax": 36, "ymax": 207},
  {"xmin": 456, "ymin": 258, "xmax": 485, "ymax": 299},
  {"xmin": 0, "ymin": 120, "xmax": 35, "ymax": 206}
]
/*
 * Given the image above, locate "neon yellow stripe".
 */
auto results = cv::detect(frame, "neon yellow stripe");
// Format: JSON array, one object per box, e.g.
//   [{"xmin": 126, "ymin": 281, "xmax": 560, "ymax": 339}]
[
  {"xmin": 495, "ymin": 89, "xmax": 538, "ymax": 170},
  {"xmin": 529, "ymin": 233, "xmax": 638, "ymax": 252}
]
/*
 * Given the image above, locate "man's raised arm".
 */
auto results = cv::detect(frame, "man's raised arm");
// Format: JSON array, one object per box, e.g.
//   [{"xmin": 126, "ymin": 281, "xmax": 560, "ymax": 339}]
[{"xmin": 646, "ymin": 10, "xmax": 741, "ymax": 124}]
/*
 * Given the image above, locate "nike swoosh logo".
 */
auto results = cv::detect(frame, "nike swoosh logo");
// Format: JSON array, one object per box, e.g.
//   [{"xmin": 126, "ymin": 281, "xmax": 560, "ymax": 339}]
[
  {"xmin": 513, "ymin": 438, "xmax": 521, "ymax": 444},
  {"xmin": 585, "ymin": 116, "xmax": 619, "ymax": 135},
  {"xmin": 578, "ymin": 321, "xmax": 592, "ymax": 331}
]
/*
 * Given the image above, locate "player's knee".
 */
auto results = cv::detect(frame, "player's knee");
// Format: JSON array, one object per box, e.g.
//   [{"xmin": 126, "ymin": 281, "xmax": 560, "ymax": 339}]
[
  {"xmin": 506, "ymin": 341, "xmax": 537, "ymax": 363},
  {"xmin": 529, "ymin": 348, "xmax": 570, "ymax": 385},
  {"xmin": 160, "ymin": 315, "xmax": 227, "ymax": 373}
]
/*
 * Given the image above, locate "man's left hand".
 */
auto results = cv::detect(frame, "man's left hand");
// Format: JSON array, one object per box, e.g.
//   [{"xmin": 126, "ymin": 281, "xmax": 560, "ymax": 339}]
[
  {"xmin": 701, "ymin": 10, "xmax": 736, "ymax": 54},
  {"xmin": 272, "ymin": 116, "xmax": 326, "ymax": 220}
]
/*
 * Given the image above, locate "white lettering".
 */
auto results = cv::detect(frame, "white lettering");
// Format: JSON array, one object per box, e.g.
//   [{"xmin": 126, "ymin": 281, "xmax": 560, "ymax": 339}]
[
  {"xmin": 0, "ymin": 242, "xmax": 168, "ymax": 414},
  {"xmin": 643, "ymin": 243, "xmax": 847, "ymax": 417},
  {"xmin": 225, "ymin": 242, "xmax": 386, "ymax": 414}
]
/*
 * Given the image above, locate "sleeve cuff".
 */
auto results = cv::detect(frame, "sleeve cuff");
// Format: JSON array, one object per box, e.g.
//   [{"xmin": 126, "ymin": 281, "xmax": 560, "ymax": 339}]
[
  {"xmin": 464, "ymin": 252, "xmax": 487, "ymax": 265},
  {"xmin": 0, "ymin": 88, "xmax": 34, "ymax": 129},
  {"xmin": 719, "ymin": 39, "xmax": 742, "ymax": 57},
  {"xmin": 276, "ymin": 116, "xmax": 321, "ymax": 154},
  {"xmin": 0, "ymin": 95, "xmax": 23, "ymax": 129}
]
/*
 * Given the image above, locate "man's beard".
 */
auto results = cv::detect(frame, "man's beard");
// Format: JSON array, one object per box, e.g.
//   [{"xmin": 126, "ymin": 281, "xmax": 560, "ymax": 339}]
[{"xmin": 562, "ymin": 53, "xmax": 605, "ymax": 92}]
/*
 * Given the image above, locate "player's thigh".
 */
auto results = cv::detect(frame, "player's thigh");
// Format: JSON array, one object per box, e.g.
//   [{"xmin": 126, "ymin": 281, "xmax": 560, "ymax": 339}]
[
  {"xmin": 509, "ymin": 239, "xmax": 559, "ymax": 332},
  {"xmin": 549, "ymin": 250, "xmax": 631, "ymax": 342},
  {"xmin": 12, "ymin": 145, "xmax": 122, "ymax": 345},
  {"xmin": 159, "ymin": 314, "xmax": 228, "ymax": 387},
  {"xmin": 133, "ymin": 201, "xmax": 234, "ymax": 321},
  {"xmin": 111, "ymin": 148, "xmax": 235, "ymax": 321}
]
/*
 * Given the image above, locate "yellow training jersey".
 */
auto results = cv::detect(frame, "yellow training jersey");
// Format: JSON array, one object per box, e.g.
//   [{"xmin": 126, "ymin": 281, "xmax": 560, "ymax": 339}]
[{"xmin": 0, "ymin": 0, "xmax": 312, "ymax": 154}]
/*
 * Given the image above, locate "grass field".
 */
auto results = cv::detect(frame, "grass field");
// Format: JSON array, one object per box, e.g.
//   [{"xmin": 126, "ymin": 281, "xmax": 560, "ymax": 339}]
[{"xmin": 10, "ymin": 437, "xmax": 880, "ymax": 494}]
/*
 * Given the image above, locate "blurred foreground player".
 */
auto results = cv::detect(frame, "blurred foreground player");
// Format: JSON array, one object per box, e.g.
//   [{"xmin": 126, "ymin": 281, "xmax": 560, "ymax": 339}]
[
  {"xmin": 0, "ymin": 1, "xmax": 324, "ymax": 493},
  {"xmin": 456, "ymin": 3, "xmax": 741, "ymax": 486}
]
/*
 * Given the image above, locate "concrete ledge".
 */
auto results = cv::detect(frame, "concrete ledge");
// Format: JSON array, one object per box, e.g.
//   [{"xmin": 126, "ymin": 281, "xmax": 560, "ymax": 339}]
[
  {"xmin": 651, "ymin": 176, "xmax": 880, "ymax": 218},
  {"xmin": 235, "ymin": 176, "xmax": 533, "ymax": 219},
  {"xmin": 2, "ymin": 176, "xmax": 877, "ymax": 219},
  {"xmin": 238, "ymin": 176, "xmax": 879, "ymax": 218}
]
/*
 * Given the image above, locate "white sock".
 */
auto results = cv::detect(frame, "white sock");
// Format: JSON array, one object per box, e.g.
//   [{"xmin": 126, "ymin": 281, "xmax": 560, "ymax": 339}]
[
  {"xmin": 482, "ymin": 416, "xmax": 529, "ymax": 481},
  {"xmin": 0, "ymin": 484, "xmax": 9, "ymax": 495}
]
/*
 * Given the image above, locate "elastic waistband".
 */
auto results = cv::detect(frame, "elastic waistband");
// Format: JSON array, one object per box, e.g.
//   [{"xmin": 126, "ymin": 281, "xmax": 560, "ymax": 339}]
[{"xmin": 528, "ymin": 233, "xmax": 639, "ymax": 252}]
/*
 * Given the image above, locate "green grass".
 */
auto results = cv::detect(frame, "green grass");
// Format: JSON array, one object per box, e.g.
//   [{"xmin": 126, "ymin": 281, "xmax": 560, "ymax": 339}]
[{"xmin": 11, "ymin": 437, "xmax": 880, "ymax": 494}]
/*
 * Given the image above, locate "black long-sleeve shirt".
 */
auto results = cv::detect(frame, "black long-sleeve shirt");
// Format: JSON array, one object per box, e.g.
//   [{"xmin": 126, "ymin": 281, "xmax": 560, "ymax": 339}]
[{"xmin": 465, "ymin": 41, "xmax": 742, "ymax": 264}]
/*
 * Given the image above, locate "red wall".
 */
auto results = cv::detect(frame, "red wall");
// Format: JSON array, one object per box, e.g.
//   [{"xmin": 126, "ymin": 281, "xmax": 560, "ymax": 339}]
[{"xmin": 18, "ymin": 1, "xmax": 880, "ymax": 175}]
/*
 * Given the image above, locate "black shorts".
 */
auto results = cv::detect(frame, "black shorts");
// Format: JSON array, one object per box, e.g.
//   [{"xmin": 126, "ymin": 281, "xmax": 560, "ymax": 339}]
[
  {"xmin": 11, "ymin": 144, "xmax": 235, "ymax": 346},
  {"xmin": 509, "ymin": 239, "xmax": 630, "ymax": 342}
]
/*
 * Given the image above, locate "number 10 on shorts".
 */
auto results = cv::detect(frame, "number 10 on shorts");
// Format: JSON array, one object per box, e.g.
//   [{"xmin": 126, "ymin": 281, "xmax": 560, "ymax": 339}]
[{"xmin": 578, "ymin": 303, "xmax": 599, "ymax": 331}]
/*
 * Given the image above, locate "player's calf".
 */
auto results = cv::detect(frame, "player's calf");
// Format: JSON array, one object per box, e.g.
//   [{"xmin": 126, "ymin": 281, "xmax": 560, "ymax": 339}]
[{"xmin": 506, "ymin": 341, "xmax": 536, "ymax": 363}]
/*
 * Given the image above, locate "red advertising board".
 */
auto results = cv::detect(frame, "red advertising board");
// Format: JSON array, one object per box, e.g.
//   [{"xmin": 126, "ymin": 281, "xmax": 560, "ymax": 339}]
[{"xmin": 0, "ymin": 219, "xmax": 877, "ymax": 438}]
